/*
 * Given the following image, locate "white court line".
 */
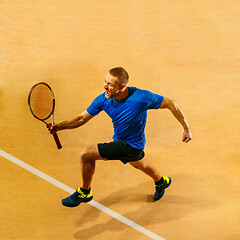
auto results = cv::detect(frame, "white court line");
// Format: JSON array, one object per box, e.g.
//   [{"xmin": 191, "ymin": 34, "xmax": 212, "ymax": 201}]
[{"xmin": 0, "ymin": 149, "xmax": 165, "ymax": 240}]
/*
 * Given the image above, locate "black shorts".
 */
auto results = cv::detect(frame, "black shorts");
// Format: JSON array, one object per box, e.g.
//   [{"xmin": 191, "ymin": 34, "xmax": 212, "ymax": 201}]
[{"xmin": 98, "ymin": 141, "xmax": 145, "ymax": 164}]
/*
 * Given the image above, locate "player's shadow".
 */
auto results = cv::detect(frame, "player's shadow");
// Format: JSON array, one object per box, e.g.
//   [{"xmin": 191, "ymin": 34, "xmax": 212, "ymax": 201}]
[{"xmin": 74, "ymin": 174, "xmax": 219, "ymax": 239}]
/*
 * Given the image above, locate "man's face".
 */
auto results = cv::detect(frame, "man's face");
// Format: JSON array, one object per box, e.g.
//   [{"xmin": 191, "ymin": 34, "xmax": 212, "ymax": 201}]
[{"xmin": 104, "ymin": 72, "xmax": 122, "ymax": 99}]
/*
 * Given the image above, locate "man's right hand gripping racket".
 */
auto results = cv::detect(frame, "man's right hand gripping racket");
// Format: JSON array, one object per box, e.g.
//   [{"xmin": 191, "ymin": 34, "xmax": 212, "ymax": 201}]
[{"xmin": 28, "ymin": 82, "xmax": 62, "ymax": 149}]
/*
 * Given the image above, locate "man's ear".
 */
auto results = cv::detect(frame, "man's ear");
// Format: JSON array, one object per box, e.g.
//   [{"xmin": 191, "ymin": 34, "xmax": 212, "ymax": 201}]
[{"xmin": 119, "ymin": 84, "xmax": 125, "ymax": 91}]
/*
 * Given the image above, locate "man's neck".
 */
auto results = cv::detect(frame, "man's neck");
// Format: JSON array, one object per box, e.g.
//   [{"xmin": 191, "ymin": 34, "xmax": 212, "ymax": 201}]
[{"xmin": 114, "ymin": 87, "xmax": 129, "ymax": 101}]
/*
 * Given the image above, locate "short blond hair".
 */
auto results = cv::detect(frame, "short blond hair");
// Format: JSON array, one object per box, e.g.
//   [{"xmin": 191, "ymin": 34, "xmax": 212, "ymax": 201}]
[{"xmin": 109, "ymin": 67, "xmax": 129, "ymax": 85}]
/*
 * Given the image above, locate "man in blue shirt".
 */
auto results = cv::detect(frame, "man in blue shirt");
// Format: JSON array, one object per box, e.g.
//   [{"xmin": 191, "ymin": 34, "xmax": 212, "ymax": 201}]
[{"xmin": 49, "ymin": 67, "xmax": 192, "ymax": 207}]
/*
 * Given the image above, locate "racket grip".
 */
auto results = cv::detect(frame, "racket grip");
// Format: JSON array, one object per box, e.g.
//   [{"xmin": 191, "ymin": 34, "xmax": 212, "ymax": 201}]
[{"xmin": 53, "ymin": 133, "xmax": 62, "ymax": 149}]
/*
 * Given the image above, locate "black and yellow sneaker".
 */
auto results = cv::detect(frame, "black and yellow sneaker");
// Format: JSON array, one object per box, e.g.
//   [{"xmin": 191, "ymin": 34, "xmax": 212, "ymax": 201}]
[
  {"xmin": 62, "ymin": 187, "xmax": 93, "ymax": 207},
  {"xmin": 153, "ymin": 176, "xmax": 171, "ymax": 201}
]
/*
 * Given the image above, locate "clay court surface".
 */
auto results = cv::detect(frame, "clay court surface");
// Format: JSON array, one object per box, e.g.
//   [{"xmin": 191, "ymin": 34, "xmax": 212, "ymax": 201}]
[{"xmin": 0, "ymin": 1, "xmax": 239, "ymax": 239}]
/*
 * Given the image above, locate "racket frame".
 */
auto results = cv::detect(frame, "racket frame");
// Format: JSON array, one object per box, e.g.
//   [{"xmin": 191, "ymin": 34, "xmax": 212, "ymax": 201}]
[
  {"xmin": 28, "ymin": 82, "xmax": 55, "ymax": 122},
  {"xmin": 28, "ymin": 82, "xmax": 62, "ymax": 149}
]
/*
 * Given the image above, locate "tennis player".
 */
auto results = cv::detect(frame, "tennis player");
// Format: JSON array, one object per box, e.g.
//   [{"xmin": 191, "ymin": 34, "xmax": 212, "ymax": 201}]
[{"xmin": 49, "ymin": 67, "xmax": 192, "ymax": 207}]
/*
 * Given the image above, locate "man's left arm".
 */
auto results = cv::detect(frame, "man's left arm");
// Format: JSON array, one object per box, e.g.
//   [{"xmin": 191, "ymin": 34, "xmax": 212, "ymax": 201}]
[{"xmin": 159, "ymin": 97, "xmax": 192, "ymax": 143}]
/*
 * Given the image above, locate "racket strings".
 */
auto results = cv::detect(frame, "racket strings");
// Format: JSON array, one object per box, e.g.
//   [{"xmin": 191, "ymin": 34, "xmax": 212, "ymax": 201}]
[{"xmin": 29, "ymin": 84, "xmax": 54, "ymax": 120}]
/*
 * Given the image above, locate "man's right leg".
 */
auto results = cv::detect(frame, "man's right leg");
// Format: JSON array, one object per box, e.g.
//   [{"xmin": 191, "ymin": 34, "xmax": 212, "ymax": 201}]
[
  {"xmin": 80, "ymin": 145, "xmax": 106, "ymax": 190},
  {"xmin": 61, "ymin": 144, "xmax": 106, "ymax": 207}
]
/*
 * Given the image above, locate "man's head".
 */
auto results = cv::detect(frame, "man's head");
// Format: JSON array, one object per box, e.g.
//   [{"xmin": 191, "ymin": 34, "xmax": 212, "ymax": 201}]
[{"xmin": 104, "ymin": 67, "xmax": 129, "ymax": 99}]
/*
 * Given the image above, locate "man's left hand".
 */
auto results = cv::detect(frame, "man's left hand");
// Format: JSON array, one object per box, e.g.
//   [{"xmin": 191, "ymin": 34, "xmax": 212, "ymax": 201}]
[{"xmin": 182, "ymin": 129, "xmax": 192, "ymax": 143}]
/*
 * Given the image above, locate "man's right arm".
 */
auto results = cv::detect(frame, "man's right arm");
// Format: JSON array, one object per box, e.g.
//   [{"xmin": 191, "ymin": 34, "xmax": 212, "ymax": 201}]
[{"xmin": 48, "ymin": 110, "xmax": 94, "ymax": 134}]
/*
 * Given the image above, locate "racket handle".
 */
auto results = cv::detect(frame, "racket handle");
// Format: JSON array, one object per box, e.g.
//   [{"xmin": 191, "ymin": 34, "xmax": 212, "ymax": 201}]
[{"xmin": 53, "ymin": 133, "xmax": 62, "ymax": 149}]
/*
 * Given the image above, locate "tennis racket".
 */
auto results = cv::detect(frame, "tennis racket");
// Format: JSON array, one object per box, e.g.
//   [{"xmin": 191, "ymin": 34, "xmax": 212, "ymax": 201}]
[{"xmin": 28, "ymin": 82, "xmax": 62, "ymax": 149}]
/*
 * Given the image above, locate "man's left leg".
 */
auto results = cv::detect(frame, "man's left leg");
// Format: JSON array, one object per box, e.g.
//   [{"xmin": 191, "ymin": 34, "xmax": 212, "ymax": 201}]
[
  {"xmin": 129, "ymin": 158, "xmax": 171, "ymax": 201},
  {"xmin": 129, "ymin": 158, "xmax": 162, "ymax": 181}
]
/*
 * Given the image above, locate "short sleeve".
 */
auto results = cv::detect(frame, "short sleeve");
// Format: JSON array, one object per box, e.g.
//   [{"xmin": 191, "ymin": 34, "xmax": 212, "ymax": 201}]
[
  {"xmin": 142, "ymin": 90, "xmax": 164, "ymax": 110},
  {"xmin": 86, "ymin": 94, "xmax": 104, "ymax": 116}
]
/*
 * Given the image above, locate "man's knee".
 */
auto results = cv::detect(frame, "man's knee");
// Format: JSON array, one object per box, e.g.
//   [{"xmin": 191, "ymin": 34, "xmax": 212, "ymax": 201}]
[
  {"xmin": 80, "ymin": 145, "xmax": 101, "ymax": 162},
  {"xmin": 80, "ymin": 146, "xmax": 94, "ymax": 162},
  {"xmin": 130, "ymin": 162, "xmax": 141, "ymax": 169}
]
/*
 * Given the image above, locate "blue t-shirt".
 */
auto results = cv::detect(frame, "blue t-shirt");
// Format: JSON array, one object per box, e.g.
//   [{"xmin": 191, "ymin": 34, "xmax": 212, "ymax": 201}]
[{"xmin": 86, "ymin": 87, "xmax": 164, "ymax": 149}]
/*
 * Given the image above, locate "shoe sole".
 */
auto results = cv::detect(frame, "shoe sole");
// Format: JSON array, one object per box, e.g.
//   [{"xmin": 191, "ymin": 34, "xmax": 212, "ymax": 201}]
[{"xmin": 61, "ymin": 196, "xmax": 93, "ymax": 207}]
